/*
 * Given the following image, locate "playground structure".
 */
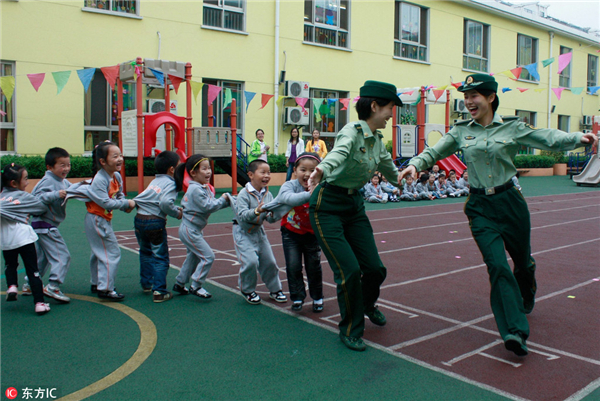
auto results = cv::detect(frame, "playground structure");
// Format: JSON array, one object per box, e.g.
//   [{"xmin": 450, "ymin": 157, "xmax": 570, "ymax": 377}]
[
  {"xmin": 115, "ymin": 57, "xmax": 245, "ymax": 195},
  {"xmin": 572, "ymin": 115, "xmax": 600, "ymax": 186},
  {"xmin": 391, "ymin": 87, "xmax": 466, "ymax": 177}
]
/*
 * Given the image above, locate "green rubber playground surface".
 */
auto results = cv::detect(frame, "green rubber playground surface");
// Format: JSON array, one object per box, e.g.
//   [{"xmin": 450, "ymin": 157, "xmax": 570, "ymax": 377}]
[{"xmin": 1, "ymin": 176, "xmax": 598, "ymax": 400}]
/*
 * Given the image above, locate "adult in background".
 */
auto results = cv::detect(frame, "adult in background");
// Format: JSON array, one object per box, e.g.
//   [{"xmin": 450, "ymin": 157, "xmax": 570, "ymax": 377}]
[
  {"xmin": 399, "ymin": 73, "xmax": 598, "ymax": 356},
  {"xmin": 285, "ymin": 127, "xmax": 305, "ymax": 181},
  {"xmin": 308, "ymin": 80, "xmax": 403, "ymax": 351}
]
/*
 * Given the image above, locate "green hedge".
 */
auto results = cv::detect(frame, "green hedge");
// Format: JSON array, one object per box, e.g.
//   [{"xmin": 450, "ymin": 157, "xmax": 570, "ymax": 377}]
[{"xmin": 513, "ymin": 155, "xmax": 555, "ymax": 169}]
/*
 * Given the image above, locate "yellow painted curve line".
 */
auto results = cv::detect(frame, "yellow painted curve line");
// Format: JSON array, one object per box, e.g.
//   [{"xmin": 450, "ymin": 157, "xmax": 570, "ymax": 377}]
[{"xmin": 54, "ymin": 294, "xmax": 157, "ymax": 401}]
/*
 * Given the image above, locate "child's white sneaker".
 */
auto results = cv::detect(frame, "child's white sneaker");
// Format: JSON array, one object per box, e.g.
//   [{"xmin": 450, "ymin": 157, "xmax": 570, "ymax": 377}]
[
  {"xmin": 35, "ymin": 302, "xmax": 51, "ymax": 316},
  {"xmin": 6, "ymin": 285, "xmax": 18, "ymax": 302},
  {"xmin": 269, "ymin": 291, "xmax": 288, "ymax": 303},
  {"xmin": 43, "ymin": 285, "xmax": 71, "ymax": 303},
  {"xmin": 191, "ymin": 287, "xmax": 212, "ymax": 299},
  {"xmin": 22, "ymin": 282, "xmax": 31, "ymax": 296}
]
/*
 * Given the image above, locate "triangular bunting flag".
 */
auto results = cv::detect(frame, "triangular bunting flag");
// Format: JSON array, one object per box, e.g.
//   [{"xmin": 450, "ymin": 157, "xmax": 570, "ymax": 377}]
[
  {"xmin": 534, "ymin": 88, "xmax": 546, "ymax": 93},
  {"xmin": 223, "ymin": 88, "xmax": 232, "ymax": 108},
  {"xmin": 52, "ymin": 71, "xmax": 71, "ymax": 95},
  {"xmin": 510, "ymin": 67, "xmax": 522, "ymax": 80},
  {"xmin": 432, "ymin": 89, "xmax": 445, "ymax": 101},
  {"xmin": 259, "ymin": 93, "xmax": 273, "ymax": 110},
  {"xmin": 244, "ymin": 91, "xmax": 256, "ymax": 112},
  {"xmin": 100, "ymin": 65, "xmax": 119, "ymax": 91},
  {"xmin": 190, "ymin": 81, "xmax": 203, "ymax": 104},
  {"xmin": 523, "ymin": 63, "xmax": 540, "ymax": 81},
  {"xmin": 168, "ymin": 74, "xmax": 183, "ymax": 94},
  {"xmin": 404, "ymin": 90, "xmax": 415, "ymax": 96},
  {"xmin": 542, "ymin": 57, "xmax": 555, "ymax": 68},
  {"xmin": 207, "ymin": 84, "xmax": 222, "ymax": 106},
  {"xmin": 313, "ymin": 98, "xmax": 325, "ymax": 122},
  {"xmin": 77, "ymin": 68, "xmax": 95, "ymax": 93},
  {"xmin": 557, "ymin": 52, "xmax": 572, "ymax": 74},
  {"xmin": 27, "ymin": 73, "xmax": 45, "ymax": 92},
  {"xmin": 340, "ymin": 98, "xmax": 350, "ymax": 111},
  {"xmin": 499, "ymin": 70, "xmax": 516, "ymax": 79},
  {"xmin": 353, "ymin": 96, "xmax": 360, "ymax": 103},
  {"xmin": 589, "ymin": 86, "xmax": 600, "ymax": 95},
  {"xmin": 149, "ymin": 68, "xmax": 165, "ymax": 87},
  {"xmin": 0, "ymin": 110, "xmax": 6, "ymax": 117},
  {"xmin": 0, "ymin": 76, "xmax": 16, "ymax": 103},
  {"xmin": 517, "ymin": 88, "xmax": 529, "ymax": 93},
  {"xmin": 451, "ymin": 82, "xmax": 463, "ymax": 89},
  {"xmin": 502, "ymin": 87, "xmax": 512, "ymax": 93},
  {"xmin": 437, "ymin": 85, "xmax": 448, "ymax": 91},
  {"xmin": 571, "ymin": 87, "xmax": 584, "ymax": 95},
  {"xmin": 295, "ymin": 97, "xmax": 308, "ymax": 111},
  {"xmin": 410, "ymin": 92, "xmax": 421, "ymax": 106},
  {"xmin": 276, "ymin": 97, "xmax": 286, "ymax": 108},
  {"xmin": 552, "ymin": 87, "xmax": 565, "ymax": 100}
]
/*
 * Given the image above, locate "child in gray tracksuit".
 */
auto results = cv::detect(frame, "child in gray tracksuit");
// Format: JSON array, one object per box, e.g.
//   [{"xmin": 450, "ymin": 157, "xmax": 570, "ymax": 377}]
[
  {"xmin": 233, "ymin": 159, "xmax": 287, "ymax": 305},
  {"xmin": 1, "ymin": 163, "xmax": 51, "ymax": 315},
  {"xmin": 447, "ymin": 170, "xmax": 469, "ymax": 197},
  {"xmin": 435, "ymin": 175, "xmax": 452, "ymax": 197},
  {"xmin": 84, "ymin": 141, "xmax": 135, "ymax": 301},
  {"xmin": 28, "ymin": 148, "xmax": 72, "ymax": 304},
  {"xmin": 173, "ymin": 154, "xmax": 230, "ymax": 300},
  {"xmin": 380, "ymin": 176, "xmax": 400, "ymax": 202},
  {"xmin": 364, "ymin": 174, "xmax": 388, "ymax": 203},
  {"xmin": 400, "ymin": 175, "xmax": 423, "ymax": 201},
  {"xmin": 133, "ymin": 151, "xmax": 182, "ymax": 303},
  {"xmin": 415, "ymin": 173, "xmax": 435, "ymax": 200},
  {"xmin": 425, "ymin": 173, "xmax": 445, "ymax": 199}
]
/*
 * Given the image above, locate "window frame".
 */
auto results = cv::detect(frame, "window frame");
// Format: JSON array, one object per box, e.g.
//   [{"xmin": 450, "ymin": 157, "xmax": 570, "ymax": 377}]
[
  {"xmin": 516, "ymin": 34, "xmax": 539, "ymax": 82},
  {"xmin": 588, "ymin": 54, "xmax": 598, "ymax": 95},
  {"xmin": 516, "ymin": 110, "xmax": 537, "ymax": 154},
  {"xmin": 201, "ymin": 79, "xmax": 245, "ymax": 139},
  {"xmin": 1, "ymin": 60, "xmax": 16, "ymax": 154},
  {"xmin": 307, "ymin": 88, "xmax": 349, "ymax": 150},
  {"xmin": 303, "ymin": 0, "xmax": 350, "ymax": 50},
  {"xmin": 202, "ymin": 0, "xmax": 246, "ymax": 33},
  {"xmin": 558, "ymin": 46, "xmax": 572, "ymax": 88},
  {"xmin": 394, "ymin": 1, "xmax": 429, "ymax": 63},
  {"xmin": 463, "ymin": 19, "xmax": 490, "ymax": 73},
  {"xmin": 558, "ymin": 115, "xmax": 570, "ymax": 132},
  {"xmin": 82, "ymin": 0, "xmax": 141, "ymax": 18}
]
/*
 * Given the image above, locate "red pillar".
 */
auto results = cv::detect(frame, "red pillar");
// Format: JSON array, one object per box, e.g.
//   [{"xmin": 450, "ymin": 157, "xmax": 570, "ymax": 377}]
[
  {"xmin": 208, "ymin": 103, "xmax": 215, "ymax": 186},
  {"xmin": 185, "ymin": 63, "xmax": 193, "ymax": 157},
  {"xmin": 136, "ymin": 57, "xmax": 144, "ymax": 194},
  {"xmin": 417, "ymin": 87, "xmax": 426, "ymax": 153},
  {"xmin": 164, "ymin": 75, "xmax": 172, "ymax": 151},
  {"xmin": 117, "ymin": 76, "xmax": 126, "ymax": 194},
  {"xmin": 231, "ymin": 99, "xmax": 238, "ymax": 195}
]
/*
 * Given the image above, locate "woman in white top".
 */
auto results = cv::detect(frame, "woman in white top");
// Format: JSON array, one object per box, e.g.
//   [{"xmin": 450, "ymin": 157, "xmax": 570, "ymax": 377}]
[{"xmin": 285, "ymin": 127, "xmax": 305, "ymax": 181}]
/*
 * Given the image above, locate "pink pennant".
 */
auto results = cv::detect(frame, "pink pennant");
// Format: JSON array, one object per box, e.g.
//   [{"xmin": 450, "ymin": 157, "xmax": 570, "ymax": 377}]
[
  {"xmin": 340, "ymin": 98, "xmax": 350, "ymax": 111},
  {"xmin": 404, "ymin": 90, "xmax": 414, "ymax": 96},
  {"xmin": 451, "ymin": 82, "xmax": 462, "ymax": 89},
  {"xmin": 557, "ymin": 52, "xmax": 572, "ymax": 74},
  {"xmin": 100, "ymin": 65, "xmax": 119, "ymax": 91},
  {"xmin": 552, "ymin": 87, "xmax": 565, "ymax": 100},
  {"xmin": 510, "ymin": 67, "xmax": 522, "ymax": 80},
  {"xmin": 168, "ymin": 74, "xmax": 183, "ymax": 94},
  {"xmin": 517, "ymin": 88, "xmax": 529, "ymax": 93},
  {"xmin": 259, "ymin": 93, "xmax": 274, "ymax": 110},
  {"xmin": 295, "ymin": 97, "xmax": 308, "ymax": 110},
  {"xmin": 433, "ymin": 89, "xmax": 445, "ymax": 101},
  {"xmin": 353, "ymin": 96, "xmax": 360, "ymax": 103},
  {"xmin": 27, "ymin": 73, "xmax": 45, "ymax": 92},
  {"xmin": 0, "ymin": 110, "xmax": 6, "ymax": 117},
  {"xmin": 207, "ymin": 84, "xmax": 222, "ymax": 106}
]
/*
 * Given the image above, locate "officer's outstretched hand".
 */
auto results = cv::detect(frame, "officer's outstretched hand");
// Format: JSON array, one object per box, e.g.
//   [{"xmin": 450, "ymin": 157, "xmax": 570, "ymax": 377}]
[
  {"xmin": 581, "ymin": 132, "xmax": 598, "ymax": 148},
  {"xmin": 399, "ymin": 165, "xmax": 417, "ymax": 183},
  {"xmin": 308, "ymin": 166, "xmax": 324, "ymax": 193}
]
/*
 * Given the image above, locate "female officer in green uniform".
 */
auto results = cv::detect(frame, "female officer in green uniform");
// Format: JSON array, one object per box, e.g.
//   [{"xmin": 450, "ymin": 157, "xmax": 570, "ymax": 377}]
[
  {"xmin": 308, "ymin": 80, "xmax": 403, "ymax": 351},
  {"xmin": 400, "ymin": 73, "xmax": 598, "ymax": 356}
]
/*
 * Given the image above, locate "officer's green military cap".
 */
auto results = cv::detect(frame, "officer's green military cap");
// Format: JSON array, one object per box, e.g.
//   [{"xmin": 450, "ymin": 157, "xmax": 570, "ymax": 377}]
[
  {"xmin": 457, "ymin": 74, "xmax": 498, "ymax": 93},
  {"xmin": 360, "ymin": 80, "xmax": 403, "ymax": 107}
]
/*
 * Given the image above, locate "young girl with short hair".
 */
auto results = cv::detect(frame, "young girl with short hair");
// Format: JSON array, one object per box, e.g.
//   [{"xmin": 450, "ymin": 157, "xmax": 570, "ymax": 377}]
[
  {"xmin": 285, "ymin": 127, "xmax": 305, "ymax": 181},
  {"xmin": 85, "ymin": 141, "xmax": 135, "ymax": 301},
  {"xmin": 1, "ymin": 163, "xmax": 50, "ymax": 315}
]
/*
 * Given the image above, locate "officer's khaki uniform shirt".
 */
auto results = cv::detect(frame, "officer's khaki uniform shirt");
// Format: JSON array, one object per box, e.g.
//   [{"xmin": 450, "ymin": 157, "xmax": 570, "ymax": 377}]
[
  {"xmin": 319, "ymin": 121, "xmax": 399, "ymax": 190},
  {"xmin": 409, "ymin": 114, "xmax": 585, "ymax": 189}
]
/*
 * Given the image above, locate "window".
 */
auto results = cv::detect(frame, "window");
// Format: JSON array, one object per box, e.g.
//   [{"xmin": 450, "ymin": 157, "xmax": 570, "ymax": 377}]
[
  {"xmin": 201, "ymin": 79, "xmax": 244, "ymax": 138},
  {"xmin": 558, "ymin": 46, "xmax": 572, "ymax": 88},
  {"xmin": 516, "ymin": 110, "xmax": 536, "ymax": 154},
  {"xmin": 517, "ymin": 34, "xmax": 538, "ymax": 81},
  {"xmin": 588, "ymin": 54, "xmax": 598, "ymax": 94},
  {"xmin": 304, "ymin": 0, "xmax": 350, "ymax": 49},
  {"xmin": 463, "ymin": 19, "xmax": 489, "ymax": 72},
  {"xmin": 308, "ymin": 88, "xmax": 349, "ymax": 150},
  {"xmin": 1, "ymin": 61, "xmax": 15, "ymax": 152},
  {"xmin": 84, "ymin": 69, "xmax": 136, "ymax": 151},
  {"xmin": 397, "ymin": 104, "xmax": 418, "ymax": 125},
  {"xmin": 83, "ymin": 0, "xmax": 139, "ymax": 16},
  {"xmin": 394, "ymin": 2, "xmax": 428, "ymax": 62},
  {"xmin": 203, "ymin": 0, "xmax": 245, "ymax": 32},
  {"xmin": 558, "ymin": 115, "xmax": 570, "ymax": 132}
]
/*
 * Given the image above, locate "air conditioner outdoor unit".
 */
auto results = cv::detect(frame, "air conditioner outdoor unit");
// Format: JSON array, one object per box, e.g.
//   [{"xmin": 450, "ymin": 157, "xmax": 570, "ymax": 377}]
[
  {"xmin": 582, "ymin": 129, "xmax": 593, "ymax": 134},
  {"xmin": 582, "ymin": 115, "xmax": 593, "ymax": 126},
  {"xmin": 453, "ymin": 99, "xmax": 469, "ymax": 114},
  {"xmin": 285, "ymin": 81, "xmax": 310, "ymax": 97},
  {"xmin": 147, "ymin": 99, "xmax": 177, "ymax": 114},
  {"xmin": 285, "ymin": 107, "xmax": 309, "ymax": 125}
]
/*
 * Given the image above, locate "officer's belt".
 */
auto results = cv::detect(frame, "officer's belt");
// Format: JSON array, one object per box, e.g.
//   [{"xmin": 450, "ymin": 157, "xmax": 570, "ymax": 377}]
[
  {"xmin": 470, "ymin": 179, "xmax": 515, "ymax": 196},
  {"xmin": 322, "ymin": 182, "xmax": 358, "ymax": 195}
]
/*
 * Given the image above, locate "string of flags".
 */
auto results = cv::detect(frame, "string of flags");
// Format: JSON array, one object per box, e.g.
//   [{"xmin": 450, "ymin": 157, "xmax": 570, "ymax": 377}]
[{"xmin": 1, "ymin": 52, "xmax": 599, "ymax": 116}]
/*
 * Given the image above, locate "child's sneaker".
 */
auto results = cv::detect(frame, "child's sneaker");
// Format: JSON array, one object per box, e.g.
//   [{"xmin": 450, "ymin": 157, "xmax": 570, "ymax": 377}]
[
  {"xmin": 269, "ymin": 291, "xmax": 287, "ymax": 303},
  {"xmin": 22, "ymin": 282, "xmax": 31, "ymax": 296},
  {"xmin": 35, "ymin": 302, "xmax": 51, "ymax": 315},
  {"xmin": 43, "ymin": 285, "xmax": 71, "ymax": 303},
  {"xmin": 6, "ymin": 285, "xmax": 18, "ymax": 302},
  {"xmin": 242, "ymin": 291, "xmax": 261, "ymax": 305},
  {"xmin": 153, "ymin": 291, "xmax": 173, "ymax": 303},
  {"xmin": 191, "ymin": 287, "xmax": 212, "ymax": 299},
  {"xmin": 173, "ymin": 283, "xmax": 190, "ymax": 295},
  {"xmin": 291, "ymin": 300, "xmax": 303, "ymax": 311},
  {"xmin": 142, "ymin": 287, "xmax": 153, "ymax": 294}
]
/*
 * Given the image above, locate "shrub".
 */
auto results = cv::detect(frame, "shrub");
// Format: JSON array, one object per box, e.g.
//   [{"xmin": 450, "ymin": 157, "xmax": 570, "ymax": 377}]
[
  {"xmin": 267, "ymin": 154, "xmax": 287, "ymax": 173},
  {"xmin": 513, "ymin": 155, "xmax": 555, "ymax": 169},
  {"xmin": 539, "ymin": 150, "xmax": 566, "ymax": 164}
]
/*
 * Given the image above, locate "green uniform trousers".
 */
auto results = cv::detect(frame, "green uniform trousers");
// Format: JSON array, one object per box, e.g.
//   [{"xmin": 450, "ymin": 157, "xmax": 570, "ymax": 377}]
[
  {"xmin": 464, "ymin": 187, "xmax": 536, "ymax": 341},
  {"xmin": 309, "ymin": 183, "xmax": 387, "ymax": 338}
]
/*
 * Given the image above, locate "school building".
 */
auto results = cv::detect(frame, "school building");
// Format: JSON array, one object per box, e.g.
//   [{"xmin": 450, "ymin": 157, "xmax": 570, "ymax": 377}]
[{"xmin": 1, "ymin": 0, "xmax": 599, "ymax": 158}]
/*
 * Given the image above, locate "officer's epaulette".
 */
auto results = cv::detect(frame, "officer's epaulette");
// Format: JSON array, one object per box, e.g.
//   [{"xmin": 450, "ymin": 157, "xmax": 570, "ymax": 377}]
[
  {"xmin": 500, "ymin": 116, "xmax": 520, "ymax": 122},
  {"xmin": 377, "ymin": 133, "xmax": 384, "ymax": 139},
  {"xmin": 453, "ymin": 119, "xmax": 471, "ymax": 126}
]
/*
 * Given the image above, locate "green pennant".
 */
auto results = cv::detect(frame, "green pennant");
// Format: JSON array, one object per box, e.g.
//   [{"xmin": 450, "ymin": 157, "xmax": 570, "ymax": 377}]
[
  {"xmin": 571, "ymin": 87, "xmax": 584, "ymax": 95},
  {"xmin": 313, "ymin": 98, "xmax": 325, "ymax": 123},
  {"xmin": 410, "ymin": 92, "xmax": 421, "ymax": 106},
  {"xmin": 223, "ymin": 88, "xmax": 232, "ymax": 108},
  {"xmin": 542, "ymin": 57, "xmax": 555, "ymax": 68},
  {"xmin": 52, "ymin": 70, "xmax": 71, "ymax": 95}
]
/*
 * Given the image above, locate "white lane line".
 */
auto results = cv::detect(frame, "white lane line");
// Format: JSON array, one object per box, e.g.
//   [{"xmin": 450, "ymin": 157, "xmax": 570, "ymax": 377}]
[
  {"xmin": 564, "ymin": 377, "xmax": 600, "ymax": 401},
  {"xmin": 441, "ymin": 341, "xmax": 504, "ymax": 366}
]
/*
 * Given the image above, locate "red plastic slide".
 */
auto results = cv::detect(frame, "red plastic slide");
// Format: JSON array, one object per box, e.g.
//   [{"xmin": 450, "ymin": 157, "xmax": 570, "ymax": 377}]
[{"xmin": 436, "ymin": 154, "xmax": 466, "ymax": 178}]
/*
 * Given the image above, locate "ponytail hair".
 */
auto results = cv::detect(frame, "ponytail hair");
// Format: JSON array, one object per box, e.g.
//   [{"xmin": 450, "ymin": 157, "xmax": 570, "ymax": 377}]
[
  {"xmin": 174, "ymin": 154, "xmax": 209, "ymax": 192},
  {"xmin": 91, "ymin": 141, "xmax": 117, "ymax": 177},
  {"xmin": 1, "ymin": 163, "xmax": 26, "ymax": 190}
]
